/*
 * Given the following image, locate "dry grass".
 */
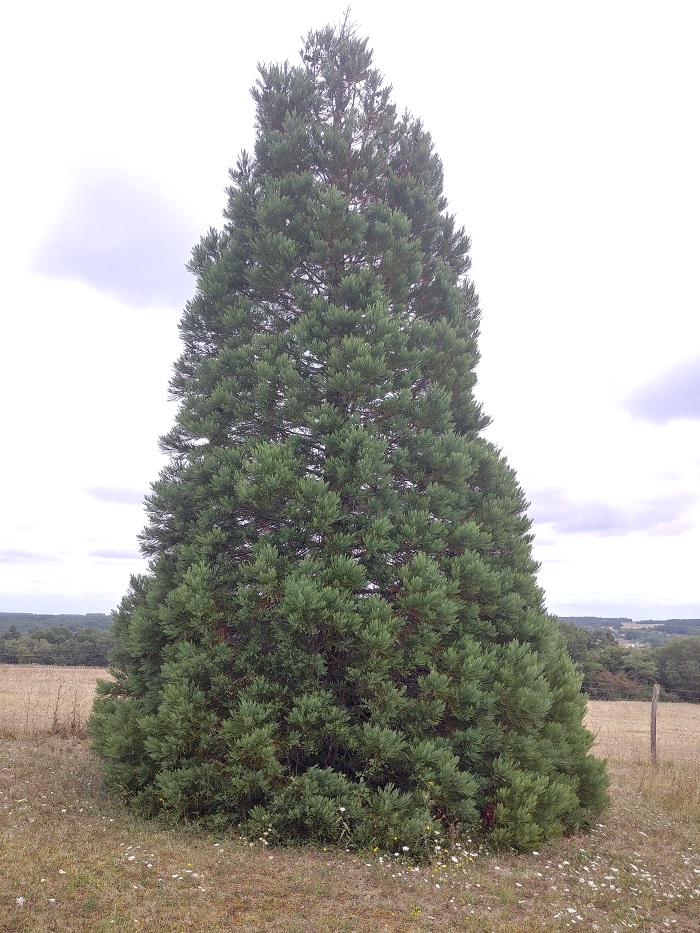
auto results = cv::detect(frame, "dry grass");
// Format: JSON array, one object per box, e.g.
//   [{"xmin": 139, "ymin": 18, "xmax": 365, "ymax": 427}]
[
  {"xmin": 0, "ymin": 664, "xmax": 108, "ymax": 739},
  {"xmin": 1, "ymin": 668, "xmax": 699, "ymax": 932},
  {"xmin": 587, "ymin": 699, "xmax": 700, "ymax": 762},
  {"xmin": 586, "ymin": 699, "xmax": 700, "ymax": 857}
]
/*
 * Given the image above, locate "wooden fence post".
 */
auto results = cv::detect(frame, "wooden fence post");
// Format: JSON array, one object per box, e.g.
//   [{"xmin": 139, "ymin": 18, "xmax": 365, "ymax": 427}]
[{"xmin": 651, "ymin": 683, "xmax": 660, "ymax": 764}]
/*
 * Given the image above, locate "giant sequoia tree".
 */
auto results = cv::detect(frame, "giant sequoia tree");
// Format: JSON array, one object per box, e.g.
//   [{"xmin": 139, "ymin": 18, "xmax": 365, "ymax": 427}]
[{"xmin": 90, "ymin": 24, "xmax": 608, "ymax": 852}]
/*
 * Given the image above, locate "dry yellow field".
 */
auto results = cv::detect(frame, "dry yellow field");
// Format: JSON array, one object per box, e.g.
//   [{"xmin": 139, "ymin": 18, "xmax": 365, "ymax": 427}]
[
  {"xmin": 2, "ymin": 664, "xmax": 697, "ymax": 763},
  {"xmin": 1, "ymin": 666, "xmax": 699, "ymax": 932},
  {"xmin": 587, "ymin": 698, "xmax": 700, "ymax": 763},
  {"xmin": 0, "ymin": 664, "xmax": 109, "ymax": 738}
]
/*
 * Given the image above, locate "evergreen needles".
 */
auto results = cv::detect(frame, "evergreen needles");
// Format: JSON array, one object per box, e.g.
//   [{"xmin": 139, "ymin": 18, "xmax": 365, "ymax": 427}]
[{"xmin": 89, "ymin": 21, "xmax": 609, "ymax": 853}]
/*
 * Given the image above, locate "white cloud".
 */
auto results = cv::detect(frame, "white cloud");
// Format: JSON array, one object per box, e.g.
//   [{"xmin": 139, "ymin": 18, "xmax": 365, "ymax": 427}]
[{"xmin": 626, "ymin": 356, "xmax": 700, "ymax": 424}]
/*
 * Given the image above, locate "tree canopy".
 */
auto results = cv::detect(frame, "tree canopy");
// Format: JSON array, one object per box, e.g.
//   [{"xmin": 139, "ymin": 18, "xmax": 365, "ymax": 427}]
[{"xmin": 89, "ymin": 21, "xmax": 608, "ymax": 853}]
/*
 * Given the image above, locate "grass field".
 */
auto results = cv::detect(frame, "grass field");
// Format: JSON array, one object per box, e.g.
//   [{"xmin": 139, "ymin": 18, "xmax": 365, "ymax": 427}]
[
  {"xmin": 1, "ymin": 665, "xmax": 699, "ymax": 932},
  {"xmin": 0, "ymin": 665, "xmax": 102, "ymax": 739}
]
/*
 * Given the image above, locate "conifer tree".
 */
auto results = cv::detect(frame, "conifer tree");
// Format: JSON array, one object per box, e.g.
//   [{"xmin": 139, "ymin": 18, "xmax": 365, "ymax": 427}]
[{"xmin": 90, "ymin": 21, "xmax": 608, "ymax": 852}]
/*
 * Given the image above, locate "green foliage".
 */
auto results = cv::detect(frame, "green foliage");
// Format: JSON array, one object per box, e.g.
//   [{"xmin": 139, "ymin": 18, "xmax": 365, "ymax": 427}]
[
  {"xmin": 0, "ymin": 612, "xmax": 112, "ymax": 635},
  {"xmin": 557, "ymin": 622, "xmax": 661, "ymax": 698},
  {"xmin": 89, "ymin": 21, "xmax": 609, "ymax": 852},
  {"xmin": 0, "ymin": 625, "xmax": 113, "ymax": 665},
  {"xmin": 559, "ymin": 615, "xmax": 700, "ymax": 638},
  {"xmin": 659, "ymin": 619, "xmax": 700, "ymax": 636},
  {"xmin": 621, "ymin": 627, "xmax": 669, "ymax": 647},
  {"xmin": 557, "ymin": 623, "xmax": 700, "ymax": 700},
  {"xmin": 656, "ymin": 637, "xmax": 700, "ymax": 698},
  {"xmin": 558, "ymin": 616, "xmax": 628, "ymax": 630}
]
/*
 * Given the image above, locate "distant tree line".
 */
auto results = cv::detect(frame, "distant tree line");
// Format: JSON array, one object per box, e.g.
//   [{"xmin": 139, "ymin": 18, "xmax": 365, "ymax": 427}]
[
  {"xmin": 558, "ymin": 623, "xmax": 700, "ymax": 701},
  {"xmin": 560, "ymin": 615, "xmax": 700, "ymax": 636},
  {"xmin": 1, "ymin": 613, "xmax": 699, "ymax": 700},
  {"xmin": 0, "ymin": 612, "xmax": 112, "ymax": 635},
  {"xmin": 0, "ymin": 625, "xmax": 113, "ymax": 666}
]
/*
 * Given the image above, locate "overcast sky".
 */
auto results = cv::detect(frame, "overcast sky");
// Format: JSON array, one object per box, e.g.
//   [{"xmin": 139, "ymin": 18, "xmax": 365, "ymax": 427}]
[{"xmin": 1, "ymin": 0, "xmax": 698, "ymax": 620}]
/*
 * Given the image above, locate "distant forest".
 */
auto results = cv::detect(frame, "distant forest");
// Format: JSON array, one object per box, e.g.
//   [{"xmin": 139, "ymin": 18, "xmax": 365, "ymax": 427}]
[
  {"xmin": 559, "ymin": 616, "xmax": 700, "ymax": 635},
  {"xmin": 3, "ymin": 612, "xmax": 697, "ymax": 637},
  {"xmin": 0, "ymin": 613, "xmax": 113, "ymax": 666},
  {"xmin": 0, "ymin": 612, "xmax": 112, "ymax": 634},
  {"xmin": 1, "ymin": 613, "xmax": 699, "ymax": 701}
]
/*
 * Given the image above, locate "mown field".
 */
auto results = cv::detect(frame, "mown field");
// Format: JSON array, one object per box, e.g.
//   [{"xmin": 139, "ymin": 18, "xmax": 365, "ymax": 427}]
[{"xmin": 1, "ymin": 665, "xmax": 699, "ymax": 932}]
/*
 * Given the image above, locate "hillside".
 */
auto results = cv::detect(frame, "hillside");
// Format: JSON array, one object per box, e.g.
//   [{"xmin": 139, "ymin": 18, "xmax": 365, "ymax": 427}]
[{"xmin": 559, "ymin": 616, "xmax": 700, "ymax": 636}]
